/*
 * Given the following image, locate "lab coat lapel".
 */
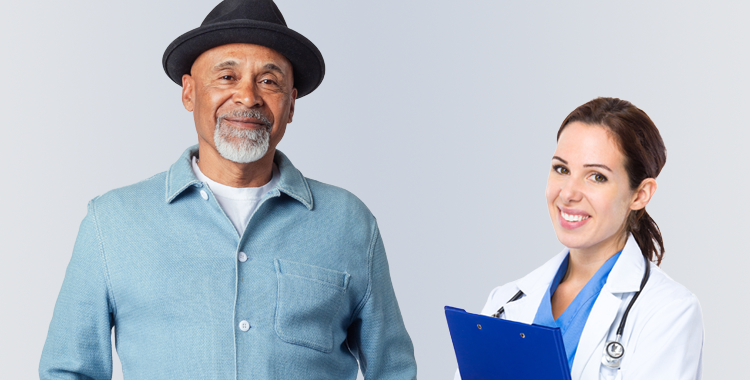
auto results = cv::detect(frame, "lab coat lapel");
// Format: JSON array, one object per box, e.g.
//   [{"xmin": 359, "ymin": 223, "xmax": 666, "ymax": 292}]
[
  {"xmin": 570, "ymin": 287, "xmax": 621, "ymax": 379},
  {"xmin": 502, "ymin": 290, "xmax": 541, "ymax": 323},
  {"xmin": 504, "ymin": 248, "xmax": 569, "ymax": 324},
  {"xmin": 570, "ymin": 235, "xmax": 646, "ymax": 380}
]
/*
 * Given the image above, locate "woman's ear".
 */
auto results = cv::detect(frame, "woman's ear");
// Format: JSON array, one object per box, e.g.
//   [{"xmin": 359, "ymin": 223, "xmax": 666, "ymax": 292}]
[{"xmin": 630, "ymin": 178, "xmax": 657, "ymax": 211}]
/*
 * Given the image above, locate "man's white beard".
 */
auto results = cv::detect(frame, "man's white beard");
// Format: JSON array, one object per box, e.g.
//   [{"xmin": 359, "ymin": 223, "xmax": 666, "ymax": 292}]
[{"xmin": 213, "ymin": 110, "xmax": 272, "ymax": 164}]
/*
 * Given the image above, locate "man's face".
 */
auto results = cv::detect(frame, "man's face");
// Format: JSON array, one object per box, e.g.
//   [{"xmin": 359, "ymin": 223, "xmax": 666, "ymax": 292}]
[{"xmin": 182, "ymin": 43, "xmax": 297, "ymax": 163}]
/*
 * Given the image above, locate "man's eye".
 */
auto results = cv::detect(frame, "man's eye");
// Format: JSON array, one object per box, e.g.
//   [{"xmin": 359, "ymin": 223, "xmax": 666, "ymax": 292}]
[
  {"xmin": 553, "ymin": 165, "xmax": 569, "ymax": 175},
  {"xmin": 261, "ymin": 79, "xmax": 277, "ymax": 85},
  {"xmin": 221, "ymin": 75, "xmax": 234, "ymax": 80}
]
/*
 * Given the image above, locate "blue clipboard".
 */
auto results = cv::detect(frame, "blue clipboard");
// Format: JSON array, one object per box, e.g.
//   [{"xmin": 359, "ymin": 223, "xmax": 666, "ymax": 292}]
[{"xmin": 445, "ymin": 306, "xmax": 571, "ymax": 380}]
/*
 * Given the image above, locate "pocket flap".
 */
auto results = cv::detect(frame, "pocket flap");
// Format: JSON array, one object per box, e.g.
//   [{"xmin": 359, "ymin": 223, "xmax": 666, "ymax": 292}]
[{"xmin": 275, "ymin": 259, "xmax": 351, "ymax": 290}]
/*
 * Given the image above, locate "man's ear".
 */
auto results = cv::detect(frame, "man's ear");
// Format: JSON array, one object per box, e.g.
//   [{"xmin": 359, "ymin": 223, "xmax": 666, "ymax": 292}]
[
  {"xmin": 182, "ymin": 74, "xmax": 195, "ymax": 112},
  {"xmin": 630, "ymin": 178, "xmax": 657, "ymax": 211},
  {"xmin": 287, "ymin": 88, "xmax": 297, "ymax": 123}
]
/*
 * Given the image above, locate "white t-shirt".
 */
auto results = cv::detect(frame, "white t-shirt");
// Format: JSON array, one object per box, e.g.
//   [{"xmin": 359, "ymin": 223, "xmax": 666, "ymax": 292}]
[{"xmin": 191, "ymin": 156, "xmax": 280, "ymax": 236}]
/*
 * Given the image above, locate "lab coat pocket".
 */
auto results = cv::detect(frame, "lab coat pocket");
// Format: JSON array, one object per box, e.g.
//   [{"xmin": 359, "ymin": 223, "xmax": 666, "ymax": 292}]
[
  {"xmin": 274, "ymin": 259, "xmax": 351, "ymax": 353},
  {"xmin": 600, "ymin": 365, "xmax": 622, "ymax": 380}
]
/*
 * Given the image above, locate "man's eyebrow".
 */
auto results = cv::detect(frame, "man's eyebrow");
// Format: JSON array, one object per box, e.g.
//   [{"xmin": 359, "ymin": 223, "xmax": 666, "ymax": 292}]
[
  {"xmin": 212, "ymin": 60, "xmax": 239, "ymax": 70},
  {"xmin": 263, "ymin": 63, "xmax": 284, "ymax": 73},
  {"xmin": 552, "ymin": 156, "xmax": 567, "ymax": 164},
  {"xmin": 584, "ymin": 163, "xmax": 613, "ymax": 172}
]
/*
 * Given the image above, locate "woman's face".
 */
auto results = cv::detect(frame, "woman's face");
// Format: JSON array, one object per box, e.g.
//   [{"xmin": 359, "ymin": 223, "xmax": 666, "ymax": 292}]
[{"xmin": 546, "ymin": 122, "xmax": 636, "ymax": 255}]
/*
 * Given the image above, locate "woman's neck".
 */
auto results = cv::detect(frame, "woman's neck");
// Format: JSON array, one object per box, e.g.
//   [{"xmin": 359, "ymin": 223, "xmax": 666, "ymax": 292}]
[
  {"xmin": 551, "ymin": 232, "xmax": 628, "ymax": 319},
  {"xmin": 564, "ymin": 232, "xmax": 628, "ymax": 283}
]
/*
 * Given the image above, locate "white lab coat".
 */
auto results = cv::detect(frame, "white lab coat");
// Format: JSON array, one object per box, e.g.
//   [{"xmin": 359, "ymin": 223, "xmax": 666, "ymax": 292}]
[{"xmin": 454, "ymin": 234, "xmax": 704, "ymax": 380}]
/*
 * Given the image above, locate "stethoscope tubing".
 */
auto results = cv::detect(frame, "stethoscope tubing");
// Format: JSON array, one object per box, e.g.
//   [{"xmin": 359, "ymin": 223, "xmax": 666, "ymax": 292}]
[{"xmin": 615, "ymin": 255, "xmax": 651, "ymax": 337}]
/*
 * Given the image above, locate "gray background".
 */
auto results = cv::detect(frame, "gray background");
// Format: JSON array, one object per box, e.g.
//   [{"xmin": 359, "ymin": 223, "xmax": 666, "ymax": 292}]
[{"xmin": 1, "ymin": 0, "xmax": 747, "ymax": 378}]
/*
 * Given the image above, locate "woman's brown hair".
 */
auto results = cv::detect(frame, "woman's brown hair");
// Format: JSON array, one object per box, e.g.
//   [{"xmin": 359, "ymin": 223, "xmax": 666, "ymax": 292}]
[{"xmin": 558, "ymin": 97, "xmax": 667, "ymax": 265}]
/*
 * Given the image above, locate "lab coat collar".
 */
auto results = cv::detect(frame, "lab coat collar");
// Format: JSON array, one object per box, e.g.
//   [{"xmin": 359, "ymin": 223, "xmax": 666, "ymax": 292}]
[
  {"xmin": 508, "ymin": 234, "xmax": 645, "ymax": 298},
  {"xmin": 503, "ymin": 248, "xmax": 569, "ymax": 324},
  {"xmin": 602, "ymin": 234, "xmax": 647, "ymax": 294}
]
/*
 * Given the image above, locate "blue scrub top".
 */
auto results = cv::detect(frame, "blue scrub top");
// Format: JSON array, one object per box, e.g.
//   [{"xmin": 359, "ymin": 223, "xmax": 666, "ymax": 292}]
[{"xmin": 533, "ymin": 250, "xmax": 622, "ymax": 371}]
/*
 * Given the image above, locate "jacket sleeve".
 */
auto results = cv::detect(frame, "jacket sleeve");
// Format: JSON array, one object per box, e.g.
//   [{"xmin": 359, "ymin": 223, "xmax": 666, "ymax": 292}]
[
  {"xmin": 346, "ymin": 224, "xmax": 417, "ymax": 380},
  {"xmin": 620, "ymin": 293, "xmax": 704, "ymax": 380},
  {"xmin": 39, "ymin": 199, "xmax": 115, "ymax": 380}
]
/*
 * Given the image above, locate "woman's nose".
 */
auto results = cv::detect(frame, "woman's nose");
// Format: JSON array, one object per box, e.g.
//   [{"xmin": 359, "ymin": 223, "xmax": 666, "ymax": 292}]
[{"xmin": 559, "ymin": 178, "xmax": 583, "ymax": 203}]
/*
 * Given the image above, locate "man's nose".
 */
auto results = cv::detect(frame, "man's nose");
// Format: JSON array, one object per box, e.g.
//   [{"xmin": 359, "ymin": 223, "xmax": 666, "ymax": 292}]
[{"xmin": 232, "ymin": 79, "xmax": 263, "ymax": 108}]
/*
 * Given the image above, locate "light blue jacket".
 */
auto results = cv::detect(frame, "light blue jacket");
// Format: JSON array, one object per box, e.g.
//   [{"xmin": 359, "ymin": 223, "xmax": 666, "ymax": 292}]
[{"xmin": 40, "ymin": 146, "xmax": 417, "ymax": 380}]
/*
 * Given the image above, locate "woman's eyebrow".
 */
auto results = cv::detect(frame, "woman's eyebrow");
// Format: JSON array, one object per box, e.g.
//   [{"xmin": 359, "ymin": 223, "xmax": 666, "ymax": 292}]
[
  {"xmin": 552, "ymin": 156, "xmax": 567, "ymax": 164},
  {"xmin": 552, "ymin": 156, "xmax": 613, "ymax": 172},
  {"xmin": 584, "ymin": 163, "xmax": 613, "ymax": 172}
]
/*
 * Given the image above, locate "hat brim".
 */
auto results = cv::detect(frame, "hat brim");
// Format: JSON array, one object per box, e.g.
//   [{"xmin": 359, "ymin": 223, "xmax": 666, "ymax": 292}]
[{"xmin": 162, "ymin": 19, "xmax": 324, "ymax": 98}]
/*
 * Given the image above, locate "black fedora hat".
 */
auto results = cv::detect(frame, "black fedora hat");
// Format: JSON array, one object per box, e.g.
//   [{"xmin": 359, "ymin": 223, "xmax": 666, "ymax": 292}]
[{"xmin": 162, "ymin": 0, "xmax": 324, "ymax": 98}]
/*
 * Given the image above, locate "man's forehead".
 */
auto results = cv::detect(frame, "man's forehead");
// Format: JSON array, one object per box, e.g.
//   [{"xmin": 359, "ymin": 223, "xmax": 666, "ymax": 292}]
[{"xmin": 193, "ymin": 43, "xmax": 293, "ymax": 73}]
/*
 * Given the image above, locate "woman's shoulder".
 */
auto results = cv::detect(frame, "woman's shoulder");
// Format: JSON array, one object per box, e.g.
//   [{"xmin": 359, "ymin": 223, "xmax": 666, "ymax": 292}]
[
  {"xmin": 638, "ymin": 263, "xmax": 701, "ymax": 313},
  {"xmin": 620, "ymin": 263, "xmax": 704, "ymax": 346},
  {"xmin": 622, "ymin": 263, "xmax": 704, "ymax": 377}
]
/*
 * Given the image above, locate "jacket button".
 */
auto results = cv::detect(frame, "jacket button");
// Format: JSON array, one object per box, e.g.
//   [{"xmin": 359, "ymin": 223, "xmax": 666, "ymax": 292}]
[
  {"xmin": 200, "ymin": 190, "xmax": 209, "ymax": 200},
  {"xmin": 238, "ymin": 252, "xmax": 248, "ymax": 263},
  {"xmin": 239, "ymin": 320, "xmax": 250, "ymax": 331}
]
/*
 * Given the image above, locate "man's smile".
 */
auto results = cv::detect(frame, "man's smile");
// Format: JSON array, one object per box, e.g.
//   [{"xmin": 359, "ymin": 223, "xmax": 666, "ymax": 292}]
[{"xmin": 223, "ymin": 116, "xmax": 270, "ymax": 130}]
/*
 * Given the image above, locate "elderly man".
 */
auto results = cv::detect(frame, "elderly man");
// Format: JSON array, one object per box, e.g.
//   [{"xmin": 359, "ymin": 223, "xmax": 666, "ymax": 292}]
[{"xmin": 39, "ymin": 1, "xmax": 417, "ymax": 379}]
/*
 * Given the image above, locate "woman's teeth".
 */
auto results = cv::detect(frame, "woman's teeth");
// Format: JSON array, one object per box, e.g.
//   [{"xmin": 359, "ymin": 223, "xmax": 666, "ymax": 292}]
[{"xmin": 561, "ymin": 211, "xmax": 590, "ymax": 222}]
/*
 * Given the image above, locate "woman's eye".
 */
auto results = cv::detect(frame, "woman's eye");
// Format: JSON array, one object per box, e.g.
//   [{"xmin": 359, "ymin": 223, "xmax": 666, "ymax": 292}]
[
  {"xmin": 590, "ymin": 173, "xmax": 608, "ymax": 183},
  {"xmin": 553, "ymin": 165, "xmax": 569, "ymax": 175}
]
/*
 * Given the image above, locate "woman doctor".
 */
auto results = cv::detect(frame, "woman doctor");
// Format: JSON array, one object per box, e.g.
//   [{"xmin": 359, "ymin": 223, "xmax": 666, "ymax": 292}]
[{"xmin": 456, "ymin": 98, "xmax": 704, "ymax": 379}]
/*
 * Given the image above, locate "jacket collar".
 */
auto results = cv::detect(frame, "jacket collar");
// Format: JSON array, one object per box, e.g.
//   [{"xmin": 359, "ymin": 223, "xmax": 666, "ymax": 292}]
[
  {"xmin": 164, "ymin": 145, "xmax": 314, "ymax": 210},
  {"xmin": 273, "ymin": 150, "xmax": 314, "ymax": 210}
]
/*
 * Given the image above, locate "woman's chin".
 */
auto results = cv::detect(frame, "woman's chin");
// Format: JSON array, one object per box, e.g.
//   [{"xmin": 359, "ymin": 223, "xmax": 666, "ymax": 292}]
[{"xmin": 554, "ymin": 229, "xmax": 594, "ymax": 250}]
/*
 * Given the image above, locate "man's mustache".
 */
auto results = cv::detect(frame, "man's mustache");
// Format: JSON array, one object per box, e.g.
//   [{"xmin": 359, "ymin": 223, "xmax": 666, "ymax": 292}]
[{"xmin": 218, "ymin": 109, "xmax": 272, "ymax": 129}]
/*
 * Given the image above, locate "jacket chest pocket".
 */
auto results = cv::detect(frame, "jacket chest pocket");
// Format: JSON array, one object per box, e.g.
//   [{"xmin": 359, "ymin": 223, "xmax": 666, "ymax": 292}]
[{"xmin": 274, "ymin": 259, "xmax": 351, "ymax": 353}]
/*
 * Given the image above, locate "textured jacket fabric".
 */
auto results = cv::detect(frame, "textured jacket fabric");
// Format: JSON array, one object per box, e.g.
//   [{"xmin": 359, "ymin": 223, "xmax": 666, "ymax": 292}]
[{"xmin": 40, "ymin": 145, "xmax": 417, "ymax": 380}]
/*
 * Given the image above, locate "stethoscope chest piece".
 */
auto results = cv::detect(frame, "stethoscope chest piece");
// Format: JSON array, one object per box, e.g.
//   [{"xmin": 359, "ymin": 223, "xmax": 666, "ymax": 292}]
[{"xmin": 601, "ymin": 339, "xmax": 625, "ymax": 368}]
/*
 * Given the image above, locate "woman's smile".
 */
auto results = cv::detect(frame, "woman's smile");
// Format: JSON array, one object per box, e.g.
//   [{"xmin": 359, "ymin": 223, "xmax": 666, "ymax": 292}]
[{"xmin": 558, "ymin": 206, "xmax": 591, "ymax": 229}]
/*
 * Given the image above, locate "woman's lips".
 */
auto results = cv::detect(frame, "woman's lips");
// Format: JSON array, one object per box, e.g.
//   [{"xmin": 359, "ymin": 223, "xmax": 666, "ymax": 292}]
[{"xmin": 558, "ymin": 207, "xmax": 591, "ymax": 229}]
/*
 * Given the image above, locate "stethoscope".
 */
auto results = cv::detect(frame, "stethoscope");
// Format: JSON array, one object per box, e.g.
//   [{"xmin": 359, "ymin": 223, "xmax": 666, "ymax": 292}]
[{"xmin": 491, "ymin": 254, "xmax": 651, "ymax": 369}]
